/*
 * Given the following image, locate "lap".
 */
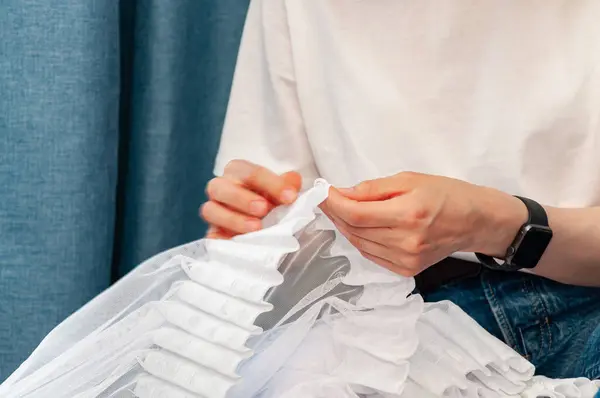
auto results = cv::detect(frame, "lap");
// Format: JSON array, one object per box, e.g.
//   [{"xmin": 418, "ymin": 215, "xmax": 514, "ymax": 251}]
[{"xmin": 423, "ymin": 269, "xmax": 600, "ymax": 379}]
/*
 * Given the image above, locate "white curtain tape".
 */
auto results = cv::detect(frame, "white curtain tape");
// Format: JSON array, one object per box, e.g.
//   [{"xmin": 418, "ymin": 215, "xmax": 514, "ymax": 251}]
[{"xmin": 0, "ymin": 181, "xmax": 598, "ymax": 398}]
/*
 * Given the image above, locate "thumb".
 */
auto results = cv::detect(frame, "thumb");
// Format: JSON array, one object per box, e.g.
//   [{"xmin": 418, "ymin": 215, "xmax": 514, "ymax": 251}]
[
  {"xmin": 281, "ymin": 171, "xmax": 303, "ymax": 192},
  {"xmin": 338, "ymin": 177, "xmax": 409, "ymax": 201}
]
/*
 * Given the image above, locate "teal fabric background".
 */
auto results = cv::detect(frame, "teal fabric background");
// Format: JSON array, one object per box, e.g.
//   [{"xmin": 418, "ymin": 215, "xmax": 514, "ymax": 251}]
[{"xmin": 0, "ymin": 0, "xmax": 249, "ymax": 380}]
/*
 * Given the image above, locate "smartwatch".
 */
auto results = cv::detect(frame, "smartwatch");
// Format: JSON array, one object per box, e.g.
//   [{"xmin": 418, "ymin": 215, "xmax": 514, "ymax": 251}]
[{"xmin": 475, "ymin": 196, "xmax": 553, "ymax": 271}]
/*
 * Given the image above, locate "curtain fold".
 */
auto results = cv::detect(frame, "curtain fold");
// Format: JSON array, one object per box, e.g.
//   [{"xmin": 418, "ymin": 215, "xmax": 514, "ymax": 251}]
[{"xmin": 0, "ymin": 0, "xmax": 249, "ymax": 380}]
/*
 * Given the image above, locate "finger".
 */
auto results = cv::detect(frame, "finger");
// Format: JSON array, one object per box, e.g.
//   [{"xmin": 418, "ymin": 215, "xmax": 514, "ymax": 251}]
[
  {"xmin": 324, "ymin": 188, "xmax": 399, "ymax": 227},
  {"xmin": 281, "ymin": 171, "xmax": 302, "ymax": 192},
  {"xmin": 340, "ymin": 225, "xmax": 395, "ymax": 264},
  {"xmin": 200, "ymin": 201, "xmax": 262, "ymax": 234},
  {"xmin": 329, "ymin": 216, "xmax": 398, "ymax": 267},
  {"xmin": 206, "ymin": 177, "xmax": 272, "ymax": 217},
  {"xmin": 323, "ymin": 202, "xmax": 416, "ymax": 277},
  {"xmin": 223, "ymin": 160, "xmax": 300, "ymax": 204},
  {"xmin": 205, "ymin": 226, "xmax": 236, "ymax": 240},
  {"xmin": 322, "ymin": 202, "xmax": 387, "ymax": 242},
  {"xmin": 337, "ymin": 173, "xmax": 418, "ymax": 201}
]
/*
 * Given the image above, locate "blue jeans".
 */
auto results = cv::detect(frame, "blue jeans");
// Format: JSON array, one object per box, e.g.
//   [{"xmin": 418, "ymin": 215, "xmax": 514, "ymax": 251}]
[{"xmin": 422, "ymin": 269, "xmax": 600, "ymax": 380}]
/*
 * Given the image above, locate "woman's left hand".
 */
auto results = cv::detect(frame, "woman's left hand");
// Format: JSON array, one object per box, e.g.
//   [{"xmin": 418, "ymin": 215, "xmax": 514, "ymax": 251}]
[{"xmin": 320, "ymin": 172, "xmax": 527, "ymax": 277}]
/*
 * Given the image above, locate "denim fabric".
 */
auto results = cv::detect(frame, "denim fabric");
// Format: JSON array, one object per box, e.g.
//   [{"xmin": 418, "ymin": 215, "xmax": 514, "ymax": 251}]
[
  {"xmin": 423, "ymin": 269, "xmax": 600, "ymax": 380},
  {"xmin": 0, "ymin": 0, "xmax": 249, "ymax": 381}
]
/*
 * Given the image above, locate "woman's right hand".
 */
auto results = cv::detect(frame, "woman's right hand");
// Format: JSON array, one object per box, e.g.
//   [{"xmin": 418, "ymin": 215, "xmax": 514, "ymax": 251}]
[{"xmin": 201, "ymin": 160, "xmax": 302, "ymax": 239}]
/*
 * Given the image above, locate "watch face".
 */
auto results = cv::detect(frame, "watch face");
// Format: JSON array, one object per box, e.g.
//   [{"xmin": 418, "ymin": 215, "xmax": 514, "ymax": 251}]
[{"xmin": 512, "ymin": 225, "xmax": 553, "ymax": 268}]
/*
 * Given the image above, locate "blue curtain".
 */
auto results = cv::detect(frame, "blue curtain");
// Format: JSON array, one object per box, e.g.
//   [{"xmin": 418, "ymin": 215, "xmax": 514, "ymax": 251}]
[{"xmin": 0, "ymin": 0, "xmax": 249, "ymax": 380}]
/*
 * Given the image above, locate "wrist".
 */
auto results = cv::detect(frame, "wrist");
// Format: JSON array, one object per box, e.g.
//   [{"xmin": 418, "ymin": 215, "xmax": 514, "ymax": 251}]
[{"xmin": 470, "ymin": 186, "xmax": 529, "ymax": 258}]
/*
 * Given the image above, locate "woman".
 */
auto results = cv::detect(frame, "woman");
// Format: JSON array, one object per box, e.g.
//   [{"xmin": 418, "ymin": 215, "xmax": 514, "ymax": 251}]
[{"xmin": 202, "ymin": 0, "xmax": 600, "ymax": 379}]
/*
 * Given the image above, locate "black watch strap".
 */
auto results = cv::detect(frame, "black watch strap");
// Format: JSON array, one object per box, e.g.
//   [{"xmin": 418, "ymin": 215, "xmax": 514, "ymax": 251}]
[
  {"xmin": 476, "ymin": 196, "xmax": 552, "ymax": 271},
  {"xmin": 514, "ymin": 195, "xmax": 548, "ymax": 227}
]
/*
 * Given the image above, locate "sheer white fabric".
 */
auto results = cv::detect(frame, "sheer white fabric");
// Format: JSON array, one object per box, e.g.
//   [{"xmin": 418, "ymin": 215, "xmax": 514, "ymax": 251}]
[{"xmin": 1, "ymin": 180, "xmax": 598, "ymax": 398}]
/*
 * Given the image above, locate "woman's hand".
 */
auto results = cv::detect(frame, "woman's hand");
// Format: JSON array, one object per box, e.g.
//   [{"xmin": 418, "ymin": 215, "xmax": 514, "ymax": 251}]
[
  {"xmin": 321, "ymin": 172, "xmax": 527, "ymax": 277},
  {"xmin": 201, "ymin": 160, "xmax": 302, "ymax": 239}
]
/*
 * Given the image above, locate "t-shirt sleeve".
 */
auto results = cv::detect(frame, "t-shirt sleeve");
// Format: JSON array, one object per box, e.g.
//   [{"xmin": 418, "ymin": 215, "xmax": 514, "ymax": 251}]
[{"xmin": 213, "ymin": 0, "xmax": 320, "ymax": 189}]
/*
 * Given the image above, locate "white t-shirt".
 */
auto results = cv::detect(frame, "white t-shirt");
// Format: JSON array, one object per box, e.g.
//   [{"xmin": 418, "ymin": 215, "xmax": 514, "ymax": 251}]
[{"xmin": 215, "ymin": 0, "xmax": 600, "ymax": 208}]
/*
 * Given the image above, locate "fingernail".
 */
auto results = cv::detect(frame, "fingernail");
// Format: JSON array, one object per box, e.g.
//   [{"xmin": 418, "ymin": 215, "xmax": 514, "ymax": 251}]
[
  {"xmin": 280, "ymin": 189, "xmax": 297, "ymax": 204},
  {"xmin": 245, "ymin": 219, "xmax": 262, "ymax": 231},
  {"xmin": 250, "ymin": 200, "xmax": 267, "ymax": 215}
]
